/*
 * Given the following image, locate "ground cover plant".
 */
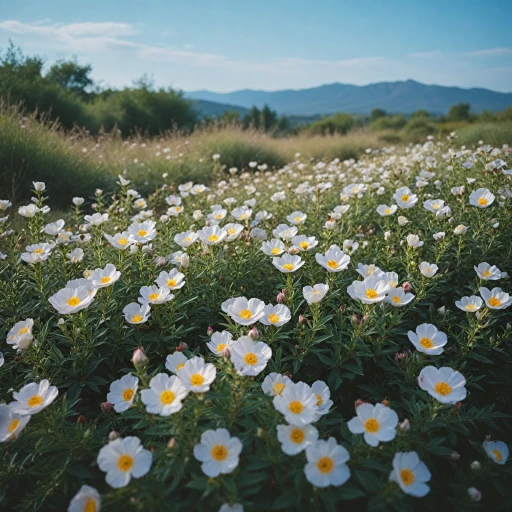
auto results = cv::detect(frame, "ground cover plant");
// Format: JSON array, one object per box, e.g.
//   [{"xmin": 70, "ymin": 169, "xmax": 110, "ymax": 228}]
[{"xmin": 0, "ymin": 135, "xmax": 511, "ymax": 512}]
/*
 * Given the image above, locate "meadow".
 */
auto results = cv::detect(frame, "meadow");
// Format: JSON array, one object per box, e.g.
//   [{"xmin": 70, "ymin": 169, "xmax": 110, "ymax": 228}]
[{"xmin": 0, "ymin": 117, "xmax": 511, "ymax": 511}]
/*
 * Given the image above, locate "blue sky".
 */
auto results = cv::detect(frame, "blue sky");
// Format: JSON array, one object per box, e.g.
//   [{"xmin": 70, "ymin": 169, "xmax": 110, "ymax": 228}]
[{"xmin": 1, "ymin": 0, "xmax": 511, "ymax": 92}]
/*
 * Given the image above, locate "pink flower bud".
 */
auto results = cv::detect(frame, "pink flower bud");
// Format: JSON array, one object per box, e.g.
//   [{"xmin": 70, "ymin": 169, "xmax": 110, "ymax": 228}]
[
  {"xmin": 402, "ymin": 281, "xmax": 412, "ymax": 293},
  {"xmin": 298, "ymin": 314, "xmax": 306, "ymax": 324},
  {"xmin": 176, "ymin": 341, "xmax": 188, "ymax": 352},
  {"xmin": 132, "ymin": 347, "xmax": 148, "ymax": 369},
  {"xmin": 467, "ymin": 487, "xmax": 481, "ymax": 502},
  {"xmin": 248, "ymin": 326, "xmax": 259, "ymax": 339},
  {"xmin": 167, "ymin": 437, "xmax": 177, "ymax": 448},
  {"xmin": 108, "ymin": 430, "xmax": 120, "ymax": 441},
  {"xmin": 449, "ymin": 451, "xmax": 460, "ymax": 461},
  {"xmin": 207, "ymin": 325, "xmax": 214, "ymax": 336},
  {"xmin": 355, "ymin": 399, "xmax": 366, "ymax": 408},
  {"xmin": 101, "ymin": 401, "xmax": 114, "ymax": 413},
  {"xmin": 276, "ymin": 292, "xmax": 285, "ymax": 304},
  {"xmin": 77, "ymin": 415, "xmax": 86, "ymax": 424}
]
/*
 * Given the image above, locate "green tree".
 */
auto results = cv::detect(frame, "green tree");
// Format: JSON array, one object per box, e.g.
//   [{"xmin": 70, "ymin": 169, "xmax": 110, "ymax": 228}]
[
  {"xmin": 447, "ymin": 102, "xmax": 471, "ymax": 122},
  {"xmin": 370, "ymin": 108, "xmax": 387, "ymax": 121},
  {"xmin": 46, "ymin": 57, "xmax": 95, "ymax": 100}
]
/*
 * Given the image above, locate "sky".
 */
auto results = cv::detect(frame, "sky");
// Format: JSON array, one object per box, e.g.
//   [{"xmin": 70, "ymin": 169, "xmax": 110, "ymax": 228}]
[{"xmin": 1, "ymin": 0, "xmax": 512, "ymax": 93}]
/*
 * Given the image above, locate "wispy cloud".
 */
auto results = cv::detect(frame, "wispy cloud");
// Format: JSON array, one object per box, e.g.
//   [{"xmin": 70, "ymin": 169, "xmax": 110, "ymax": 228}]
[
  {"xmin": 467, "ymin": 47, "xmax": 512, "ymax": 57},
  {"xmin": 408, "ymin": 51, "xmax": 445, "ymax": 58}
]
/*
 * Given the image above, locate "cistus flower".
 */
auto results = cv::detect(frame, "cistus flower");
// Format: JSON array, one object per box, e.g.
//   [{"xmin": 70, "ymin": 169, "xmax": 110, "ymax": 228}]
[
  {"xmin": 67, "ymin": 485, "xmax": 101, "ymax": 512},
  {"xmin": 155, "ymin": 269, "xmax": 186, "ymax": 290},
  {"xmin": 315, "ymin": 249, "xmax": 350, "ymax": 272},
  {"xmin": 179, "ymin": 356, "xmax": 216, "ymax": 393},
  {"xmin": 273, "ymin": 382, "xmax": 318, "ymax": 426},
  {"xmin": 89, "ymin": 263, "xmax": 121, "ymax": 288},
  {"xmin": 393, "ymin": 187, "xmax": 418, "ymax": 209},
  {"xmin": 483, "ymin": 440, "xmax": 509, "ymax": 465},
  {"xmin": 193, "ymin": 428, "xmax": 242, "ymax": 477},
  {"xmin": 474, "ymin": 262, "xmax": 504, "ymax": 280},
  {"xmin": 418, "ymin": 262, "xmax": 438, "ymax": 277},
  {"xmin": 469, "ymin": 188, "xmax": 495, "ymax": 208},
  {"xmin": 197, "ymin": 225, "xmax": 227, "ymax": 245},
  {"xmin": 138, "ymin": 285, "xmax": 174, "ymax": 305},
  {"xmin": 261, "ymin": 239, "xmax": 286, "ymax": 256},
  {"xmin": 165, "ymin": 351, "xmax": 187, "ymax": 374},
  {"xmin": 272, "ymin": 254, "xmax": 305, "ymax": 273},
  {"xmin": 107, "ymin": 374, "xmax": 139, "ymax": 412},
  {"xmin": 10, "ymin": 379, "xmax": 58, "ymax": 415},
  {"xmin": 479, "ymin": 287, "xmax": 512, "ymax": 309},
  {"xmin": 140, "ymin": 373, "xmax": 188, "ymax": 416},
  {"xmin": 226, "ymin": 297, "xmax": 265, "ymax": 325},
  {"xmin": 207, "ymin": 331, "xmax": 233, "ymax": 356},
  {"xmin": 277, "ymin": 423, "xmax": 319, "ymax": 455},
  {"xmin": 123, "ymin": 303, "xmax": 151, "ymax": 324},
  {"xmin": 347, "ymin": 275, "xmax": 391, "ymax": 304},
  {"xmin": 259, "ymin": 304, "xmax": 291, "ymax": 326},
  {"xmin": 418, "ymin": 366, "xmax": 467, "ymax": 404},
  {"xmin": 49, "ymin": 283, "xmax": 96, "ymax": 314},
  {"xmin": 408, "ymin": 324, "xmax": 447, "ymax": 355},
  {"xmin": 229, "ymin": 336, "xmax": 272, "ymax": 376},
  {"xmin": 304, "ymin": 438, "xmax": 351, "ymax": 488},
  {"xmin": 261, "ymin": 373, "xmax": 292, "ymax": 397},
  {"xmin": 347, "ymin": 403, "xmax": 399, "ymax": 446},
  {"xmin": 0, "ymin": 404, "xmax": 30, "ymax": 442},
  {"xmin": 97, "ymin": 436, "xmax": 152, "ymax": 488},
  {"xmin": 455, "ymin": 295, "xmax": 483, "ymax": 313},
  {"xmin": 6, "ymin": 318, "xmax": 34, "ymax": 350},
  {"xmin": 389, "ymin": 452, "xmax": 431, "ymax": 497}
]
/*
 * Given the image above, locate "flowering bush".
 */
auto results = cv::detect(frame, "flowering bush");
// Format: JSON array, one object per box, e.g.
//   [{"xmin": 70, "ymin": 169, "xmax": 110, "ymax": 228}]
[{"xmin": 0, "ymin": 138, "xmax": 511, "ymax": 511}]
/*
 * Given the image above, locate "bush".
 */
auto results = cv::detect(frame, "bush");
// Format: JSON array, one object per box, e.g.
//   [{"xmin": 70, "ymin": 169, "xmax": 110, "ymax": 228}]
[
  {"xmin": 309, "ymin": 113, "xmax": 355, "ymax": 136},
  {"xmin": 456, "ymin": 123, "xmax": 512, "ymax": 147},
  {"xmin": 370, "ymin": 115, "xmax": 407, "ymax": 132}
]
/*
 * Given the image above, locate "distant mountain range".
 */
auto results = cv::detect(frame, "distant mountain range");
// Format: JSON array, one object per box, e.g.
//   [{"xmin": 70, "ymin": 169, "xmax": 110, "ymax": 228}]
[{"xmin": 187, "ymin": 80, "xmax": 512, "ymax": 117}]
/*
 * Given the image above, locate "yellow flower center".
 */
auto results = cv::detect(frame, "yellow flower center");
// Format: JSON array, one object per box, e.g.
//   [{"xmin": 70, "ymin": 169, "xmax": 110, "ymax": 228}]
[
  {"xmin": 465, "ymin": 304, "xmax": 477, "ymax": 311},
  {"xmin": 18, "ymin": 327, "xmax": 29, "ymax": 335},
  {"xmin": 273, "ymin": 383, "xmax": 285, "ymax": 395},
  {"xmin": 240, "ymin": 213, "xmax": 248, "ymax": 219},
  {"xmin": 123, "ymin": 388, "xmax": 134, "ymax": 401},
  {"xmin": 327, "ymin": 260, "xmax": 338, "ymax": 269},
  {"xmin": 316, "ymin": 394, "xmax": 323, "ymax": 406},
  {"xmin": 433, "ymin": 203, "xmax": 440, "ymax": 210},
  {"xmin": 228, "ymin": 229, "xmax": 236, "ymax": 235},
  {"xmin": 176, "ymin": 363, "xmax": 185, "ymax": 371},
  {"xmin": 190, "ymin": 373, "xmax": 205, "ymax": 386},
  {"xmin": 118, "ymin": 238, "xmax": 128, "ymax": 245},
  {"xmin": 300, "ymin": 242, "xmax": 309, "ymax": 249},
  {"xmin": 268, "ymin": 313, "xmax": 280, "ymax": 324},
  {"xmin": 216, "ymin": 343, "xmax": 226, "ymax": 352},
  {"xmin": 493, "ymin": 449, "xmax": 503, "ymax": 462},
  {"xmin": 401, "ymin": 194, "xmax": 409, "ymax": 201},
  {"xmin": 419, "ymin": 337, "xmax": 434, "ymax": 349},
  {"xmin": 289, "ymin": 400, "xmax": 304, "ymax": 414},
  {"xmin": 149, "ymin": 293, "xmax": 160, "ymax": 301},
  {"xmin": 215, "ymin": 214, "xmax": 223, "ymax": 219},
  {"xmin": 364, "ymin": 418, "xmax": 380, "ymax": 433},
  {"xmin": 290, "ymin": 428, "xmax": 305, "ymax": 444},
  {"xmin": 167, "ymin": 279, "xmax": 177, "ymax": 287},
  {"xmin": 117, "ymin": 454, "xmax": 134, "ymax": 472},
  {"xmin": 239, "ymin": 309, "xmax": 252, "ymax": 319},
  {"xmin": 271, "ymin": 248, "xmax": 281, "ymax": 255},
  {"xmin": 478, "ymin": 198, "xmax": 488, "ymax": 206},
  {"xmin": 283, "ymin": 264, "xmax": 294, "ymax": 270},
  {"xmin": 84, "ymin": 498, "xmax": 97, "ymax": 512},
  {"xmin": 34, "ymin": 248, "xmax": 44, "ymax": 254},
  {"xmin": 294, "ymin": 216, "xmax": 302, "ymax": 222},
  {"xmin": 184, "ymin": 237, "xmax": 191, "ymax": 242},
  {"xmin": 400, "ymin": 469, "xmax": 415, "ymax": 486},
  {"xmin": 101, "ymin": 276, "xmax": 111, "ymax": 284},
  {"xmin": 366, "ymin": 289, "xmax": 378, "ymax": 299},
  {"xmin": 488, "ymin": 297, "xmax": 501, "ymax": 307},
  {"xmin": 67, "ymin": 296, "xmax": 81, "ymax": 307},
  {"xmin": 8, "ymin": 419, "xmax": 20, "ymax": 432},
  {"xmin": 138, "ymin": 230, "xmax": 147, "ymax": 237},
  {"xmin": 392, "ymin": 296, "xmax": 401, "ymax": 303},
  {"xmin": 208, "ymin": 234, "xmax": 219, "ymax": 242},
  {"xmin": 434, "ymin": 382, "xmax": 452, "ymax": 396},
  {"xmin": 483, "ymin": 270, "xmax": 491, "ymax": 277},
  {"xmin": 385, "ymin": 208, "xmax": 391, "ymax": 214},
  {"xmin": 244, "ymin": 353, "xmax": 258, "ymax": 365},
  {"xmin": 160, "ymin": 390, "xmax": 175, "ymax": 405},
  {"xmin": 317, "ymin": 456, "xmax": 334, "ymax": 474},
  {"xmin": 131, "ymin": 315, "xmax": 143, "ymax": 323},
  {"xmin": 211, "ymin": 444, "xmax": 228, "ymax": 461},
  {"xmin": 28, "ymin": 395, "xmax": 43, "ymax": 407}
]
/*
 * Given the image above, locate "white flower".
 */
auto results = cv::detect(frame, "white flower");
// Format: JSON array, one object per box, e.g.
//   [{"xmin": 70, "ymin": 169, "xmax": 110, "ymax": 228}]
[
  {"xmin": 261, "ymin": 239, "xmax": 286, "ymax": 256},
  {"xmin": 286, "ymin": 211, "xmax": 307, "ymax": 225},
  {"xmin": 303, "ymin": 284, "xmax": 329, "ymax": 305},
  {"xmin": 84, "ymin": 213, "xmax": 108, "ymax": 226},
  {"xmin": 408, "ymin": 324, "xmax": 447, "ymax": 355},
  {"xmin": 260, "ymin": 304, "xmax": 291, "ymax": 326},
  {"xmin": 342, "ymin": 239, "xmax": 359, "ymax": 254},
  {"xmin": 483, "ymin": 440, "xmax": 509, "ymax": 465},
  {"xmin": 104, "ymin": 232, "xmax": 135, "ymax": 250},
  {"xmin": 67, "ymin": 485, "xmax": 101, "ymax": 512},
  {"xmin": 347, "ymin": 403, "xmax": 398, "ymax": 447},
  {"xmin": 227, "ymin": 297, "xmax": 266, "ymax": 325},
  {"xmin": 72, "ymin": 197, "xmax": 85, "ymax": 206},
  {"xmin": 180, "ymin": 356, "xmax": 216, "ymax": 392},
  {"xmin": 455, "ymin": 295, "xmax": 483, "ymax": 313},
  {"xmin": 230, "ymin": 336, "xmax": 272, "ymax": 376},
  {"xmin": 291, "ymin": 235, "xmax": 318, "ymax": 252},
  {"xmin": 406, "ymin": 234, "xmax": 424, "ymax": 248},
  {"xmin": 386, "ymin": 287, "xmax": 414, "ymax": 307},
  {"xmin": 0, "ymin": 404, "xmax": 30, "ymax": 441},
  {"xmin": 273, "ymin": 224, "xmax": 298, "ymax": 240},
  {"xmin": 398, "ymin": 216, "xmax": 409, "ymax": 226},
  {"xmin": 197, "ymin": 225, "xmax": 227, "ymax": 245},
  {"xmin": 454, "ymin": 224, "xmax": 468, "ymax": 235},
  {"xmin": 18, "ymin": 204, "xmax": 40, "ymax": 218},
  {"xmin": 128, "ymin": 220, "xmax": 157, "ymax": 243},
  {"xmin": 356, "ymin": 263, "xmax": 384, "ymax": 278},
  {"xmin": 89, "ymin": 263, "xmax": 121, "ymax": 288},
  {"xmin": 42, "ymin": 219, "xmax": 65, "ymax": 235},
  {"xmin": 219, "ymin": 505, "xmax": 243, "ymax": 512},
  {"xmin": 315, "ymin": 249, "xmax": 350, "ymax": 272},
  {"xmin": 393, "ymin": 187, "xmax": 418, "ymax": 209},
  {"xmin": 208, "ymin": 208, "xmax": 227, "ymax": 222},
  {"xmin": 469, "ymin": 188, "xmax": 495, "ymax": 208},
  {"xmin": 165, "ymin": 351, "xmax": 187, "ymax": 374},
  {"xmin": 0, "ymin": 199, "xmax": 12, "ymax": 210},
  {"xmin": 141, "ymin": 373, "xmax": 188, "ymax": 416},
  {"xmin": 277, "ymin": 423, "xmax": 319, "ymax": 455},
  {"xmin": 193, "ymin": 428, "xmax": 243, "ymax": 477},
  {"xmin": 107, "ymin": 374, "xmax": 139, "ymax": 413},
  {"xmin": 21, "ymin": 242, "xmax": 54, "ymax": 264},
  {"xmin": 273, "ymin": 382, "xmax": 318, "ymax": 426},
  {"xmin": 261, "ymin": 373, "xmax": 292, "ymax": 397},
  {"xmin": 418, "ymin": 366, "xmax": 466, "ymax": 404},
  {"xmin": 474, "ymin": 262, "xmax": 503, "ymax": 281},
  {"xmin": 347, "ymin": 275, "xmax": 390, "ymax": 304},
  {"xmin": 418, "ymin": 262, "xmax": 438, "ymax": 277},
  {"xmin": 97, "ymin": 436, "xmax": 152, "ymax": 488},
  {"xmin": 174, "ymin": 230, "xmax": 198, "ymax": 248},
  {"xmin": 49, "ymin": 284, "xmax": 95, "ymax": 314},
  {"xmin": 10, "ymin": 379, "xmax": 58, "ymax": 415},
  {"xmin": 272, "ymin": 254, "xmax": 305, "ymax": 273},
  {"xmin": 423, "ymin": 199, "xmax": 445, "ymax": 213},
  {"xmin": 66, "ymin": 248, "xmax": 84, "ymax": 264},
  {"xmin": 122, "ymin": 303, "xmax": 151, "ymax": 324},
  {"xmin": 311, "ymin": 381, "xmax": 333, "ymax": 420},
  {"xmin": 377, "ymin": 204, "xmax": 397, "ymax": 216},
  {"xmin": 6, "ymin": 318, "xmax": 34, "ymax": 350},
  {"xmin": 389, "ymin": 452, "xmax": 431, "ymax": 497},
  {"xmin": 207, "ymin": 331, "xmax": 233, "ymax": 356},
  {"xmin": 231, "ymin": 206, "xmax": 252, "ymax": 221},
  {"xmin": 433, "ymin": 231, "xmax": 445, "ymax": 241},
  {"xmin": 138, "ymin": 285, "xmax": 174, "ymax": 305},
  {"xmin": 155, "ymin": 269, "xmax": 185, "ymax": 290},
  {"xmin": 224, "ymin": 223, "xmax": 244, "ymax": 241},
  {"xmin": 304, "ymin": 438, "xmax": 351, "ymax": 488},
  {"xmin": 479, "ymin": 287, "xmax": 512, "ymax": 309}
]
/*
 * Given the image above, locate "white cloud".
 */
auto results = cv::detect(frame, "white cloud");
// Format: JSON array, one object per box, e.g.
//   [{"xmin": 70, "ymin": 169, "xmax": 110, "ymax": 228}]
[{"xmin": 467, "ymin": 47, "xmax": 512, "ymax": 57}]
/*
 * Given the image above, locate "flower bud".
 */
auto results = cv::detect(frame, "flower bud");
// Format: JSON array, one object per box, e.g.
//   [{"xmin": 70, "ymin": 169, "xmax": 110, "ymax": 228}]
[
  {"xmin": 100, "ymin": 401, "xmax": 114, "ymax": 413},
  {"xmin": 354, "ymin": 399, "xmax": 366, "ymax": 408},
  {"xmin": 449, "ymin": 451, "xmax": 460, "ymax": 461},
  {"xmin": 276, "ymin": 292, "xmax": 285, "ymax": 304},
  {"xmin": 467, "ymin": 487, "xmax": 482, "ymax": 502},
  {"xmin": 438, "ymin": 305, "xmax": 446, "ymax": 315},
  {"xmin": 381, "ymin": 399, "xmax": 389, "ymax": 407},
  {"xmin": 167, "ymin": 437, "xmax": 177, "ymax": 449},
  {"xmin": 384, "ymin": 230, "xmax": 391, "ymax": 240},
  {"xmin": 77, "ymin": 415, "xmax": 86, "ymax": 424},
  {"xmin": 339, "ymin": 305, "xmax": 345, "ymax": 313},
  {"xmin": 108, "ymin": 430, "xmax": 120, "ymax": 441},
  {"xmin": 180, "ymin": 253, "xmax": 190, "ymax": 268},
  {"xmin": 207, "ymin": 325, "xmax": 214, "ymax": 336},
  {"xmin": 154, "ymin": 256, "xmax": 167, "ymax": 267},
  {"xmin": 401, "ymin": 281, "xmax": 412, "ymax": 293},
  {"xmin": 470, "ymin": 460, "xmax": 481, "ymax": 472},
  {"xmin": 33, "ymin": 181, "xmax": 46, "ymax": 191},
  {"xmin": 248, "ymin": 326, "xmax": 259, "ymax": 339},
  {"xmin": 176, "ymin": 341, "xmax": 188, "ymax": 352},
  {"xmin": 298, "ymin": 314, "xmax": 306, "ymax": 324},
  {"xmin": 398, "ymin": 419, "xmax": 410, "ymax": 431},
  {"xmin": 132, "ymin": 347, "xmax": 148, "ymax": 369}
]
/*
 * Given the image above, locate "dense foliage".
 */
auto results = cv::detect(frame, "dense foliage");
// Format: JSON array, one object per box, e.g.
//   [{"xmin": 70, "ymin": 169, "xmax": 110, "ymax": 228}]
[{"xmin": 0, "ymin": 136, "xmax": 511, "ymax": 512}]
